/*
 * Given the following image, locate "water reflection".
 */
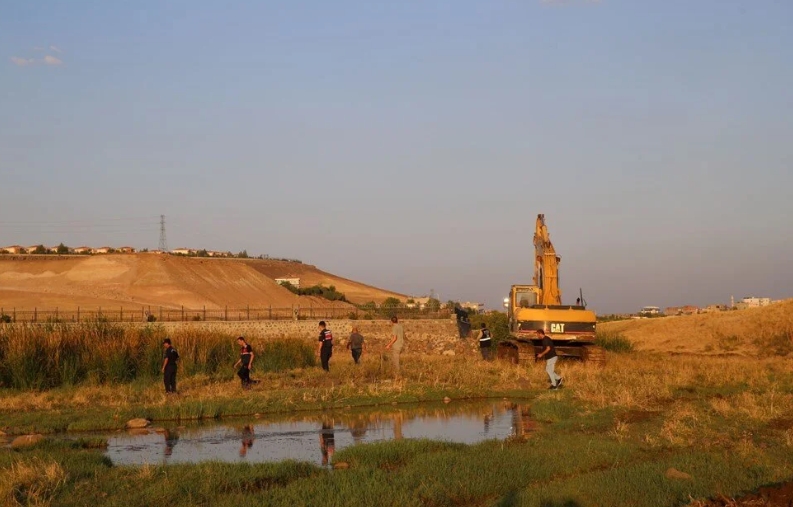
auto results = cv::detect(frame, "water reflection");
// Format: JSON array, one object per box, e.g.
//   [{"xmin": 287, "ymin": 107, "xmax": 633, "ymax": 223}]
[{"xmin": 103, "ymin": 399, "xmax": 537, "ymax": 467}]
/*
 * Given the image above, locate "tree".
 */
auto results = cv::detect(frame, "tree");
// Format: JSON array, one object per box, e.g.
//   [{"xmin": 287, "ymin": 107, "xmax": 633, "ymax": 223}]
[
  {"xmin": 425, "ymin": 298, "xmax": 441, "ymax": 312},
  {"xmin": 197, "ymin": 249, "xmax": 209, "ymax": 257},
  {"xmin": 237, "ymin": 250, "xmax": 249, "ymax": 259},
  {"xmin": 56, "ymin": 243, "xmax": 69, "ymax": 255},
  {"xmin": 382, "ymin": 297, "xmax": 401, "ymax": 308},
  {"xmin": 32, "ymin": 245, "xmax": 48, "ymax": 255},
  {"xmin": 445, "ymin": 300, "xmax": 457, "ymax": 310}
]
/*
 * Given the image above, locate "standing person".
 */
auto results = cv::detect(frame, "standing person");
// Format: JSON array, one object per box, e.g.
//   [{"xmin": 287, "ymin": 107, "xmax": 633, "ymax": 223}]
[
  {"xmin": 453, "ymin": 304, "xmax": 471, "ymax": 338},
  {"xmin": 346, "ymin": 326, "xmax": 366, "ymax": 364},
  {"xmin": 385, "ymin": 316, "xmax": 404, "ymax": 376},
  {"xmin": 233, "ymin": 339, "xmax": 255, "ymax": 389},
  {"xmin": 477, "ymin": 322, "xmax": 493, "ymax": 360},
  {"xmin": 161, "ymin": 338, "xmax": 179, "ymax": 394},
  {"xmin": 535, "ymin": 329, "xmax": 563, "ymax": 389},
  {"xmin": 317, "ymin": 321, "xmax": 333, "ymax": 372}
]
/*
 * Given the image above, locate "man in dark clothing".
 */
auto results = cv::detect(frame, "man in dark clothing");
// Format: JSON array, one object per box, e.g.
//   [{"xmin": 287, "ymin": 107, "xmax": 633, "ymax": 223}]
[
  {"xmin": 453, "ymin": 305, "xmax": 471, "ymax": 338},
  {"xmin": 477, "ymin": 322, "xmax": 493, "ymax": 360},
  {"xmin": 347, "ymin": 326, "xmax": 365, "ymax": 364},
  {"xmin": 161, "ymin": 338, "xmax": 179, "ymax": 394},
  {"xmin": 535, "ymin": 329, "xmax": 562, "ymax": 389},
  {"xmin": 233, "ymin": 338, "xmax": 255, "ymax": 389},
  {"xmin": 317, "ymin": 321, "xmax": 333, "ymax": 372}
]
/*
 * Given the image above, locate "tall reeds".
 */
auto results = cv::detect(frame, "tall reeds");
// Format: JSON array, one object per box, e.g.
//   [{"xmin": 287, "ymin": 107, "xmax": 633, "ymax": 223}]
[{"xmin": 0, "ymin": 322, "xmax": 316, "ymax": 389}]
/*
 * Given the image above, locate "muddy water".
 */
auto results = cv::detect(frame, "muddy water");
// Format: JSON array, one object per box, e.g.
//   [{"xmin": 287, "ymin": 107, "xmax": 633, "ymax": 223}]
[{"xmin": 105, "ymin": 399, "xmax": 536, "ymax": 467}]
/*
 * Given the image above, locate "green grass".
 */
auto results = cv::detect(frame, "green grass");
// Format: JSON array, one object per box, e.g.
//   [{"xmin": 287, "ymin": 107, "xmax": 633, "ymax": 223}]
[{"xmin": 595, "ymin": 330, "xmax": 635, "ymax": 353}]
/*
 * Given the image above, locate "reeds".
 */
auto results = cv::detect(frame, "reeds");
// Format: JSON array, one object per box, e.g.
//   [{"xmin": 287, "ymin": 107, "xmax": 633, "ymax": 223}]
[{"xmin": 0, "ymin": 322, "xmax": 316, "ymax": 389}]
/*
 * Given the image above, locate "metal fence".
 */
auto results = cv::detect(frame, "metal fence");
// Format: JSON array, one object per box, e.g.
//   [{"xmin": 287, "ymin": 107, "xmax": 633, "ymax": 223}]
[{"xmin": 0, "ymin": 305, "xmax": 451, "ymax": 323}]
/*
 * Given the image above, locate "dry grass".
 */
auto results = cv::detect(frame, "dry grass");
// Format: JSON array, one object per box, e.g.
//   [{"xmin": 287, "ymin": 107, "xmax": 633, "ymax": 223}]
[
  {"xmin": 599, "ymin": 299, "xmax": 793, "ymax": 354},
  {"xmin": 0, "ymin": 458, "xmax": 67, "ymax": 507}
]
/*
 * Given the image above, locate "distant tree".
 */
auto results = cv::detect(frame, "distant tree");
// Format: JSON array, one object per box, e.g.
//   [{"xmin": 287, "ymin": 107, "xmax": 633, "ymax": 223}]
[
  {"xmin": 56, "ymin": 243, "xmax": 69, "ymax": 255},
  {"xmin": 237, "ymin": 250, "xmax": 249, "ymax": 259},
  {"xmin": 425, "ymin": 298, "xmax": 441, "ymax": 312},
  {"xmin": 196, "ymin": 249, "xmax": 209, "ymax": 257},
  {"xmin": 445, "ymin": 300, "xmax": 457, "ymax": 310},
  {"xmin": 141, "ymin": 248, "xmax": 149, "ymax": 253},
  {"xmin": 32, "ymin": 245, "xmax": 48, "ymax": 255},
  {"xmin": 406, "ymin": 298, "xmax": 415, "ymax": 305},
  {"xmin": 382, "ymin": 297, "xmax": 401, "ymax": 308}
]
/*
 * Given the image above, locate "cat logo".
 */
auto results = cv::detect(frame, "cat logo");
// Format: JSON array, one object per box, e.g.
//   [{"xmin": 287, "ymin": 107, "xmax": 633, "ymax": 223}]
[{"xmin": 550, "ymin": 323, "xmax": 565, "ymax": 333}]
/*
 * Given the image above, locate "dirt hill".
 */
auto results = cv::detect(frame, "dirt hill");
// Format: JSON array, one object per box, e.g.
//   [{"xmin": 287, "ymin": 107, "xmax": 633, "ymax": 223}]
[
  {"xmin": 599, "ymin": 299, "xmax": 793, "ymax": 355},
  {"xmin": 242, "ymin": 259, "xmax": 406, "ymax": 304},
  {"xmin": 0, "ymin": 254, "xmax": 402, "ymax": 310}
]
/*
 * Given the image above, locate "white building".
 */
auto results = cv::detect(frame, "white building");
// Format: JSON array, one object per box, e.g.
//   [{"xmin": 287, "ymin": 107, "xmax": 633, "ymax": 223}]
[
  {"xmin": 738, "ymin": 296, "xmax": 772, "ymax": 309},
  {"xmin": 275, "ymin": 277, "xmax": 301, "ymax": 288},
  {"xmin": 639, "ymin": 306, "xmax": 661, "ymax": 315}
]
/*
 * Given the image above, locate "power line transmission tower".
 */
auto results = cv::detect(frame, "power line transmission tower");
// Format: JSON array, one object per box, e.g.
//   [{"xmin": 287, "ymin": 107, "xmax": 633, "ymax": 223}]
[{"xmin": 159, "ymin": 215, "xmax": 168, "ymax": 252}]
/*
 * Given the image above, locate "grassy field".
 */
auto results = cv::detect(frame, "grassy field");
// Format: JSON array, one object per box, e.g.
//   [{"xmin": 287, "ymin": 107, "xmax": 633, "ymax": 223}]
[{"xmin": 2, "ymin": 312, "xmax": 793, "ymax": 506}]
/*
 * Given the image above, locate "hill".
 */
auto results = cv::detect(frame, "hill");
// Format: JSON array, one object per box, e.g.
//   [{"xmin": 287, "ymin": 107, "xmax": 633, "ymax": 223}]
[
  {"xmin": 241, "ymin": 259, "xmax": 406, "ymax": 304},
  {"xmin": 599, "ymin": 299, "xmax": 793, "ymax": 355},
  {"xmin": 0, "ymin": 254, "xmax": 403, "ymax": 310}
]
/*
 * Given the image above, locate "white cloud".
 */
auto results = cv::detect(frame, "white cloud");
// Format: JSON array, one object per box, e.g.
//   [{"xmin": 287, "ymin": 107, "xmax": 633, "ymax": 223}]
[
  {"xmin": 49, "ymin": 45, "xmax": 62, "ymax": 53},
  {"xmin": 43, "ymin": 55, "xmax": 63, "ymax": 66},
  {"xmin": 10, "ymin": 56, "xmax": 35, "ymax": 67}
]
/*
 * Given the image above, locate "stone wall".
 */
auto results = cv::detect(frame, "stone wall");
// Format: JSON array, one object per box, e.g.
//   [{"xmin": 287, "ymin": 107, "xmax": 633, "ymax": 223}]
[{"xmin": 147, "ymin": 319, "xmax": 479, "ymax": 356}]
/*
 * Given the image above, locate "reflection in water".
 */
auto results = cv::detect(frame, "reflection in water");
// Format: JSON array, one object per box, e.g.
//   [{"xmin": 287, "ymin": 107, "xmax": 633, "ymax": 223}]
[
  {"xmin": 104, "ymin": 399, "xmax": 537, "ymax": 467},
  {"xmin": 164, "ymin": 429, "xmax": 179, "ymax": 461},
  {"xmin": 240, "ymin": 425, "xmax": 255, "ymax": 458},
  {"xmin": 320, "ymin": 419, "xmax": 335, "ymax": 466}
]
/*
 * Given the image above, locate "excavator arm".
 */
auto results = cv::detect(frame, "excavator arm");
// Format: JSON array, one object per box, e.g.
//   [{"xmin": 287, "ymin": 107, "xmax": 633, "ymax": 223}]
[{"xmin": 533, "ymin": 214, "xmax": 562, "ymax": 305}]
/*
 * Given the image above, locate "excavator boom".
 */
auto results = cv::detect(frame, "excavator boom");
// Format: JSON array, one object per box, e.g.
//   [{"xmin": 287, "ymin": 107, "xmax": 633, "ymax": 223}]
[{"xmin": 533, "ymin": 214, "xmax": 562, "ymax": 305}]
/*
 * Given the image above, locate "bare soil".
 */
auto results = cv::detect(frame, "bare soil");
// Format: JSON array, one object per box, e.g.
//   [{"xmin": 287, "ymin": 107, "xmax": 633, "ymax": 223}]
[
  {"xmin": 693, "ymin": 481, "xmax": 793, "ymax": 506},
  {"xmin": 0, "ymin": 254, "xmax": 400, "ymax": 310}
]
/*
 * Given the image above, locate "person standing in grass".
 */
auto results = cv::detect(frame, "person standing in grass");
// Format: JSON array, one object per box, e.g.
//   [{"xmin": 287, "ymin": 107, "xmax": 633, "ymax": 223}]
[
  {"xmin": 385, "ymin": 316, "xmax": 404, "ymax": 376},
  {"xmin": 233, "ymin": 338, "xmax": 255, "ymax": 389},
  {"xmin": 347, "ymin": 326, "xmax": 366, "ymax": 364},
  {"xmin": 477, "ymin": 322, "xmax": 493, "ymax": 360},
  {"xmin": 317, "ymin": 321, "xmax": 334, "ymax": 372},
  {"xmin": 161, "ymin": 338, "xmax": 179, "ymax": 394},
  {"xmin": 535, "ymin": 329, "xmax": 562, "ymax": 389}
]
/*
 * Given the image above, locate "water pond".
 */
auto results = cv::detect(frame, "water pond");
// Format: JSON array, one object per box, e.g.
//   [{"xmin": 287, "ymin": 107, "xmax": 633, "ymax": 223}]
[{"xmin": 104, "ymin": 399, "xmax": 537, "ymax": 467}]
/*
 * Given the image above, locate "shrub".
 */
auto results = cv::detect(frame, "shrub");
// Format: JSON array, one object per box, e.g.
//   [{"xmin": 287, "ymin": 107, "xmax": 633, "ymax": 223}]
[
  {"xmin": 595, "ymin": 331, "xmax": 634, "ymax": 353},
  {"xmin": 0, "ymin": 314, "xmax": 11, "ymax": 324}
]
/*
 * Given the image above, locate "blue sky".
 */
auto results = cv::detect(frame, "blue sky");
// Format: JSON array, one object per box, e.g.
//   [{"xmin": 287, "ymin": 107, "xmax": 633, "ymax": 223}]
[{"xmin": 1, "ymin": 0, "xmax": 791, "ymax": 313}]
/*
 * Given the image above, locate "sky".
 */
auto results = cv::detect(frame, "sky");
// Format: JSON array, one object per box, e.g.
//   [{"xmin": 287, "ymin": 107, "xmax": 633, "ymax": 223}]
[{"xmin": 1, "ymin": 0, "xmax": 792, "ymax": 314}]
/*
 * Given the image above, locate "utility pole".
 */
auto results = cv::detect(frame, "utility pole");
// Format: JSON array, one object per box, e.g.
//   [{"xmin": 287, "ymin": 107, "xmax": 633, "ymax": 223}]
[{"xmin": 159, "ymin": 215, "xmax": 168, "ymax": 252}]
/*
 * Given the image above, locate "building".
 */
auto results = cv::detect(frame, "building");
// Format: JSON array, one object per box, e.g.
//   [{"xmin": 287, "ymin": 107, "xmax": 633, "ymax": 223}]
[
  {"xmin": 0, "ymin": 245, "xmax": 24, "ymax": 254},
  {"xmin": 701, "ymin": 304, "xmax": 728, "ymax": 313},
  {"xmin": 118, "ymin": 246, "xmax": 136, "ymax": 253},
  {"xmin": 459, "ymin": 301, "xmax": 485, "ymax": 314},
  {"xmin": 639, "ymin": 306, "xmax": 661, "ymax": 316},
  {"xmin": 26, "ymin": 245, "xmax": 43, "ymax": 253},
  {"xmin": 170, "ymin": 248, "xmax": 194, "ymax": 256},
  {"xmin": 275, "ymin": 277, "xmax": 301, "ymax": 289},
  {"xmin": 73, "ymin": 246, "xmax": 92, "ymax": 254},
  {"xmin": 92, "ymin": 247, "xmax": 112, "ymax": 254},
  {"xmin": 735, "ymin": 296, "xmax": 772, "ymax": 310}
]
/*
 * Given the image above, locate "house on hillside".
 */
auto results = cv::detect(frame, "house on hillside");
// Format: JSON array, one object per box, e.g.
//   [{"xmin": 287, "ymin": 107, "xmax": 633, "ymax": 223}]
[
  {"xmin": 170, "ymin": 248, "xmax": 194, "ymax": 256},
  {"xmin": 275, "ymin": 277, "xmax": 301, "ymax": 288},
  {"xmin": 0, "ymin": 245, "xmax": 24, "ymax": 254},
  {"xmin": 118, "ymin": 246, "xmax": 136, "ymax": 254},
  {"xmin": 73, "ymin": 246, "xmax": 92, "ymax": 254},
  {"xmin": 460, "ymin": 301, "xmax": 485, "ymax": 314},
  {"xmin": 25, "ymin": 245, "xmax": 44, "ymax": 254},
  {"xmin": 93, "ymin": 246, "xmax": 112, "ymax": 254},
  {"xmin": 701, "ymin": 304, "xmax": 728, "ymax": 313}
]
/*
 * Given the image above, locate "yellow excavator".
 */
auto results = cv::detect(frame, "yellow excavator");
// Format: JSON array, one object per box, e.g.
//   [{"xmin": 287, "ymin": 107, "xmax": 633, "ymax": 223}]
[{"xmin": 496, "ymin": 214, "xmax": 605, "ymax": 365}]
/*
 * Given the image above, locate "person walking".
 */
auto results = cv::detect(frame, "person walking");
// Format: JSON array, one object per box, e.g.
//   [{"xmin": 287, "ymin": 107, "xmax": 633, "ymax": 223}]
[
  {"xmin": 385, "ymin": 316, "xmax": 404, "ymax": 376},
  {"xmin": 161, "ymin": 338, "xmax": 179, "ymax": 394},
  {"xmin": 535, "ymin": 329, "xmax": 563, "ymax": 389},
  {"xmin": 233, "ymin": 337, "xmax": 255, "ymax": 389},
  {"xmin": 317, "ymin": 321, "xmax": 334, "ymax": 372},
  {"xmin": 477, "ymin": 322, "xmax": 493, "ymax": 360},
  {"xmin": 347, "ymin": 326, "xmax": 366, "ymax": 364},
  {"xmin": 453, "ymin": 304, "xmax": 471, "ymax": 339}
]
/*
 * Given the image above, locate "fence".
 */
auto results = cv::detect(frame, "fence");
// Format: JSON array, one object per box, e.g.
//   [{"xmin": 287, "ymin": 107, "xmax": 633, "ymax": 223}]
[{"xmin": 0, "ymin": 305, "xmax": 451, "ymax": 324}]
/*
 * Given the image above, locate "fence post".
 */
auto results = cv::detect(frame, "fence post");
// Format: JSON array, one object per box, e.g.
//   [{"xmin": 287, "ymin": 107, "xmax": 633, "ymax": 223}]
[
  {"xmin": 120, "ymin": 306, "xmax": 123, "ymax": 322},
  {"xmin": 181, "ymin": 306, "xmax": 185, "ymax": 321},
  {"xmin": 224, "ymin": 306, "xmax": 228, "ymax": 321},
  {"xmin": 159, "ymin": 306, "xmax": 163, "ymax": 322},
  {"xmin": 77, "ymin": 307, "xmax": 80, "ymax": 322},
  {"xmin": 34, "ymin": 307, "xmax": 37, "ymax": 322},
  {"xmin": 247, "ymin": 305, "xmax": 250, "ymax": 321},
  {"xmin": 203, "ymin": 306, "xmax": 206, "ymax": 321},
  {"xmin": 13, "ymin": 308, "xmax": 16, "ymax": 323},
  {"xmin": 55, "ymin": 307, "xmax": 59, "ymax": 321},
  {"xmin": 268, "ymin": 305, "xmax": 272, "ymax": 320}
]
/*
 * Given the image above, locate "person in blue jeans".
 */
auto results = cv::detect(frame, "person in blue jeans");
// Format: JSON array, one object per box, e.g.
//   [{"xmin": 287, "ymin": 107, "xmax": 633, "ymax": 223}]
[{"xmin": 535, "ymin": 329, "xmax": 563, "ymax": 389}]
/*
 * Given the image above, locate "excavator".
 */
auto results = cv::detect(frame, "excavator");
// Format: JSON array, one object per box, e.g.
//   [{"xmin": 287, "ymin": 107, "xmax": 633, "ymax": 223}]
[{"xmin": 496, "ymin": 214, "xmax": 605, "ymax": 365}]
